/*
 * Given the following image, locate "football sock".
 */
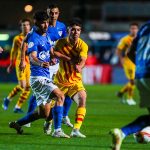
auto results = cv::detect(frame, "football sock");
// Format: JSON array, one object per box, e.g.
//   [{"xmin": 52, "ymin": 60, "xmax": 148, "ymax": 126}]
[
  {"xmin": 15, "ymin": 90, "xmax": 30, "ymax": 109},
  {"xmin": 17, "ymin": 111, "xmax": 42, "ymax": 126},
  {"xmin": 121, "ymin": 115, "xmax": 150, "ymax": 136},
  {"xmin": 52, "ymin": 106, "xmax": 63, "ymax": 130},
  {"xmin": 27, "ymin": 95, "xmax": 37, "ymax": 114},
  {"xmin": 63, "ymin": 96, "xmax": 72, "ymax": 117},
  {"xmin": 74, "ymin": 107, "xmax": 86, "ymax": 129},
  {"xmin": 127, "ymin": 83, "xmax": 135, "ymax": 99},
  {"xmin": 7, "ymin": 85, "xmax": 22, "ymax": 100},
  {"xmin": 120, "ymin": 83, "xmax": 129, "ymax": 94}
]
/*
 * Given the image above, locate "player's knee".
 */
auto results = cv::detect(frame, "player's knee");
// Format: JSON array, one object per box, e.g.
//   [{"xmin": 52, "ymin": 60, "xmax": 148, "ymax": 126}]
[
  {"xmin": 73, "ymin": 91, "xmax": 87, "ymax": 107},
  {"xmin": 56, "ymin": 91, "xmax": 65, "ymax": 105}
]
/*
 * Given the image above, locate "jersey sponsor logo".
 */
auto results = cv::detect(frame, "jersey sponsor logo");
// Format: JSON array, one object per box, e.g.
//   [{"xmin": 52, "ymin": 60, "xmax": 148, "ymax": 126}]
[
  {"xmin": 39, "ymin": 51, "xmax": 50, "ymax": 60},
  {"xmin": 28, "ymin": 42, "xmax": 34, "ymax": 48}
]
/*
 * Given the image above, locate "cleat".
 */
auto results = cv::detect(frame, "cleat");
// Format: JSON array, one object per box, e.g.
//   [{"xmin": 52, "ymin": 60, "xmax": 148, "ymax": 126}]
[
  {"xmin": 126, "ymin": 99, "xmax": 136, "ymax": 105},
  {"xmin": 116, "ymin": 92, "xmax": 125, "ymax": 104},
  {"xmin": 13, "ymin": 108, "xmax": 24, "ymax": 113},
  {"xmin": 43, "ymin": 121, "xmax": 52, "ymax": 135},
  {"xmin": 109, "ymin": 128, "xmax": 124, "ymax": 150},
  {"xmin": 52, "ymin": 129, "xmax": 70, "ymax": 138},
  {"xmin": 9, "ymin": 121, "xmax": 23, "ymax": 134},
  {"xmin": 2, "ymin": 97, "xmax": 10, "ymax": 110},
  {"xmin": 24, "ymin": 123, "xmax": 31, "ymax": 128},
  {"xmin": 70, "ymin": 129, "xmax": 86, "ymax": 138},
  {"xmin": 62, "ymin": 116, "xmax": 73, "ymax": 128}
]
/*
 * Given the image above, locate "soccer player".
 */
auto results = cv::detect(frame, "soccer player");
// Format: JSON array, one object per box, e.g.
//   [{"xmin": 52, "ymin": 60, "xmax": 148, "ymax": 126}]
[
  {"xmin": 110, "ymin": 21, "xmax": 150, "ymax": 150},
  {"xmin": 116, "ymin": 23, "xmax": 139, "ymax": 105},
  {"xmin": 9, "ymin": 11, "xmax": 69, "ymax": 138},
  {"xmin": 20, "ymin": 4, "xmax": 73, "ymax": 130},
  {"xmin": 52, "ymin": 18, "xmax": 88, "ymax": 138},
  {"xmin": 2, "ymin": 19, "xmax": 31, "ymax": 113}
]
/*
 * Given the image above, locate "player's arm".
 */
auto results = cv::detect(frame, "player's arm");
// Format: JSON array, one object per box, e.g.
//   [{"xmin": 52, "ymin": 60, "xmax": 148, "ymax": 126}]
[
  {"xmin": 7, "ymin": 37, "xmax": 18, "ymax": 73},
  {"xmin": 29, "ymin": 51, "xmax": 49, "ymax": 68},
  {"xmin": 75, "ymin": 43, "xmax": 88, "ymax": 73},
  {"xmin": 19, "ymin": 37, "xmax": 28, "ymax": 71},
  {"xmin": 116, "ymin": 39, "xmax": 127, "ymax": 65},
  {"xmin": 52, "ymin": 41, "xmax": 71, "ymax": 61}
]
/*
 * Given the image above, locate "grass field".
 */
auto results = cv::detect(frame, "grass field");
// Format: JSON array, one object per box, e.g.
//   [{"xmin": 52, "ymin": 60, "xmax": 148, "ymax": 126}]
[{"xmin": 0, "ymin": 83, "xmax": 150, "ymax": 150}]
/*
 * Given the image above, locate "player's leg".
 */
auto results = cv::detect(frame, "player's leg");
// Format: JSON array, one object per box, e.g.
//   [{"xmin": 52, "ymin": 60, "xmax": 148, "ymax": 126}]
[
  {"xmin": 62, "ymin": 95, "xmax": 73, "ymax": 127},
  {"xmin": 71, "ymin": 86, "xmax": 87, "ymax": 138},
  {"xmin": 126, "ymin": 79, "xmax": 136, "ymax": 105},
  {"xmin": 27, "ymin": 95, "xmax": 37, "ymax": 114},
  {"xmin": 126, "ymin": 64, "xmax": 136, "ymax": 105},
  {"xmin": 9, "ymin": 104, "xmax": 49, "ymax": 134},
  {"xmin": 2, "ymin": 84, "xmax": 22, "ymax": 110},
  {"xmin": 51, "ymin": 88, "xmax": 69, "ymax": 138},
  {"xmin": 13, "ymin": 80, "xmax": 30, "ymax": 113},
  {"xmin": 14, "ymin": 65, "xmax": 30, "ymax": 113}
]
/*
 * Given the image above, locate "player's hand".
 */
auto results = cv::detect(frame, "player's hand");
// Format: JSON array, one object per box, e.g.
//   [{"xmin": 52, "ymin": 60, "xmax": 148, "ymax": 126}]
[
  {"xmin": 41, "ymin": 62, "xmax": 50, "ymax": 68},
  {"xmin": 75, "ymin": 64, "xmax": 82, "ymax": 73},
  {"xmin": 7, "ymin": 64, "xmax": 13, "ymax": 73},
  {"xmin": 19, "ymin": 61, "xmax": 26, "ymax": 72},
  {"xmin": 50, "ymin": 58, "xmax": 57, "ymax": 66}
]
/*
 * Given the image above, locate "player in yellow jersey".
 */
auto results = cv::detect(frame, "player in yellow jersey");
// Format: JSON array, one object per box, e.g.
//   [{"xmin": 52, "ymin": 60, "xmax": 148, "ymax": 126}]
[
  {"xmin": 116, "ymin": 22, "xmax": 139, "ymax": 105},
  {"xmin": 2, "ymin": 19, "xmax": 31, "ymax": 113},
  {"xmin": 52, "ymin": 18, "xmax": 88, "ymax": 138}
]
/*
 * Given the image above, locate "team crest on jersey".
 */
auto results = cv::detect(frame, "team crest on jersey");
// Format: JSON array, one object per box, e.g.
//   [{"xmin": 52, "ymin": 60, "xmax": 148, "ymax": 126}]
[
  {"xmin": 58, "ymin": 31, "xmax": 63, "ymax": 36},
  {"xmin": 28, "ymin": 42, "xmax": 34, "ymax": 48},
  {"xmin": 39, "ymin": 51, "xmax": 49, "ymax": 60}
]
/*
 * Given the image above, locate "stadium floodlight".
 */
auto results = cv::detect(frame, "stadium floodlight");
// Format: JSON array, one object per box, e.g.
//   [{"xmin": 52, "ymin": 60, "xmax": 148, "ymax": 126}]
[
  {"xmin": 0, "ymin": 34, "xmax": 9, "ymax": 41},
  {"xmin": 24, "ymin": 4, "xmax": 33, "ymax": 13}
]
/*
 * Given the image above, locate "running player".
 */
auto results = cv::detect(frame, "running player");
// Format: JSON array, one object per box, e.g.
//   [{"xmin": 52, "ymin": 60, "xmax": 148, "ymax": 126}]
[
  {"xmin": 2, "ymin": 19, "xmax": 31, "ymax": 113},
  {"xmin": 9, "ymin": 11, "xmax": 69, "ymax": 138},
  {"xmin": 20, "ymin": 4, "xmax": 73, "ymax": 130},
  {"xmin": 116, "ymin": 23, "xmax": 139, "ymax": 105},
  {"xmin": 52, "ymin": 18, "xmax": 88, "ymax": 138}
]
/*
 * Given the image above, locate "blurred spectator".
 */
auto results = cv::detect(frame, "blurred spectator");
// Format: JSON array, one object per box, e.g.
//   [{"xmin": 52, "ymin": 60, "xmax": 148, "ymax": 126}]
[{"xmin": 0, "ymin": 46, "xmax": 3, "ymax": 53}]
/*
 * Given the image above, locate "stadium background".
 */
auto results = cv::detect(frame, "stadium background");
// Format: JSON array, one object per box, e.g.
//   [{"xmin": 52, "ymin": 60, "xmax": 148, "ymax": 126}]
[
  {"xmin": 0, "ymin": 1, "xmax": 150, "ymax": 149},
  {"xmin": 1, "ymin": 0, "xmax": 150, "ymax": 84}
]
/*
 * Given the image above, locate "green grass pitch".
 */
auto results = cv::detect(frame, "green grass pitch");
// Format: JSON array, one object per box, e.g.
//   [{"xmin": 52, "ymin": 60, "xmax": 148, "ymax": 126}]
[{"xmin": 0, "ymin": 83, "xmax": 150, "ymax": 150}]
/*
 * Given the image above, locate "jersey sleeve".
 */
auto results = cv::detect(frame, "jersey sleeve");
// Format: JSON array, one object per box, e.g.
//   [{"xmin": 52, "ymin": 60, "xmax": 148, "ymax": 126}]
[
  {"xmin": 27, "ymin": 36, "xmax": 38, "ymax": 54},
  {"xmin": 10, "ymin": 36, "xmax": 18, "ymax": 60},
  {"xmin": 80, "ymin": 42, "xmax": 88, "ymax": 59},
  {"xmin": 117, "ymin": 38, "xmax": 127, "ymax": 51},
  {"xmin": 54, "ymin": 39, "xmax": 63, "ymax": 52}
]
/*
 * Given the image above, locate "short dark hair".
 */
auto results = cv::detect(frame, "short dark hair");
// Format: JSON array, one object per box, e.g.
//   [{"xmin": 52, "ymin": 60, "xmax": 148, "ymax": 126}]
[
  {"xmin": 19, "ymin": 18, "xmax": 31, "ymax": 26},
  {"xmin": 68, "ymin": 18, "xmax": 82, "ymax": 28},
  {"xmin": 33, "ymin": 11, "xmax": 49, "ymax": 22},
  {"xmin": 47, "ymin": 4, "xmax": 59, "ymax": 10},
  {"xmin": 129, "ymin": 22, "xmax": 139, "ymax": 28}
]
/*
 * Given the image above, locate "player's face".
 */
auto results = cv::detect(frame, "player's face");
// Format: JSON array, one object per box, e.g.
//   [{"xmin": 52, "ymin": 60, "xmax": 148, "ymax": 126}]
[
  {"xmin": 21, "ymin": 21, "xmax": 31, "ymax": 34},
  {"xmin": 69, "ymin": 25, "xmax": 81, "ymax": 41},
  {"xmin": 36, "ymin": 19, "xmax": 49, "ymax": 33},
  {"xmin": 47, "ymin": 8, "xmax": 59, "ymax": 21},
  {"xmin": 130, "ymin": 25, "xmax": 138, "ymax": 36}
]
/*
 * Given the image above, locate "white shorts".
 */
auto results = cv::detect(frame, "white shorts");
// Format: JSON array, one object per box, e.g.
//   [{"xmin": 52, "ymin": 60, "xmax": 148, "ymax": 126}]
[
  {"xmin": 136, "ymin": 78, "xmax": 150, "ymax": 108},
  {"xmin": 49, "ymin": 63, "xmax": 59, "ymax": 81},
  {"xmin": 30, "ymin": 76, "xmax": 58, "ymax": 106}
]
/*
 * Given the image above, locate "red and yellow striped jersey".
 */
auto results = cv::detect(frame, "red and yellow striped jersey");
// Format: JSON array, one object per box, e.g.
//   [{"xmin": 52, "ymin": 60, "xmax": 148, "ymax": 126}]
[
  {"xmin": 117, "ymin": 34, "xmax": 134, "ymax": 57},
  {"xmin": 10, "ymin": 33, "xmax": 29, "ymax": 63},
  {"xmin": 54, "ymin": 37, "xmax": 88, "ymax": 86}
]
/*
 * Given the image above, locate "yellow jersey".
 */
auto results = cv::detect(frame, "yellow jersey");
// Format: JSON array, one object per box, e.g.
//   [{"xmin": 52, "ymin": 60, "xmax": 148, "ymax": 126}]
[
  {"xmin": 117, "ymin": 34, "xmax": 134, "ymax": 57},
  {"xmin": 54, "ymin": 37, "xmax": 88, "ymax": 86},
  {"xmin": 10, "ymin": 33, "xmax": 29, "ymax": 64}
]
